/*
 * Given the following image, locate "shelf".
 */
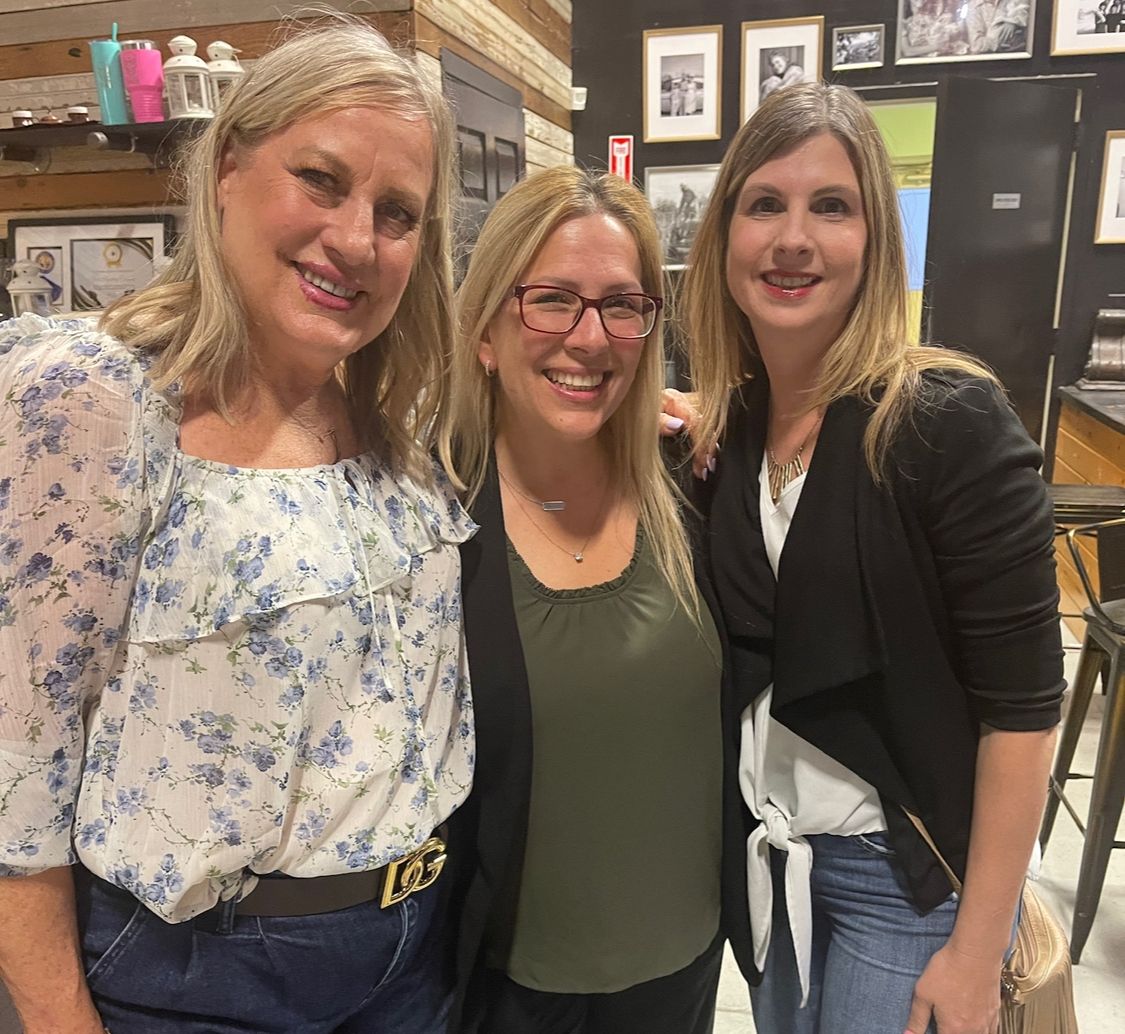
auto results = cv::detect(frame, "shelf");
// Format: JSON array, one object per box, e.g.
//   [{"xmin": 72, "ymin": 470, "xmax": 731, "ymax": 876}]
[{"xmin": 0, "ymin": 119, "xmax": 206, "ymax": 167}]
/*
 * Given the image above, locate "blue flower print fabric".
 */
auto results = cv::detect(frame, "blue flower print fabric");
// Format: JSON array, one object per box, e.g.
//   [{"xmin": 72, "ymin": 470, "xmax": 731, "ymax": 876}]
[{"xmin": 0, "ymin": 315, "xmax": 475, "ymax": 920}]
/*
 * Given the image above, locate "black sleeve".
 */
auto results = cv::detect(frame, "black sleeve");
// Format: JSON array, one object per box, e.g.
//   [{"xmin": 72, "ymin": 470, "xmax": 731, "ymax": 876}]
[{"xmin": 900, "ymin": 375, "xmax": 1065, "ymax": 730}]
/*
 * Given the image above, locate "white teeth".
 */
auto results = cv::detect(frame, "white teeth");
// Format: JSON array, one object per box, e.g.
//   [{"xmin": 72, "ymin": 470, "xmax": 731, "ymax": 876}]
[
  {"xmin": 545, "ymin": 370, "xmax": 605, "ymax": 389},
  {"xmin": 765, "ymin": 274, "xmax": 816, "ymax": 289},
  {"xmin": 299, "ymin": 267, "xmax": 358, "ymax": 300}
]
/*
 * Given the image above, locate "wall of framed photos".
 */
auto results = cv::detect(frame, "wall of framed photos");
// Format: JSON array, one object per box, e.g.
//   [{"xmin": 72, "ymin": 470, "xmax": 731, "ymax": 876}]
[{"xmin": 572, "ymin": 0, "xmax": 1125, "ymax": 457}]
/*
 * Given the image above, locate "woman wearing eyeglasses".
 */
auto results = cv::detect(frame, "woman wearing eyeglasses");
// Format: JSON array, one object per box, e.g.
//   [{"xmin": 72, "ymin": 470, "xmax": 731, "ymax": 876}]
[{"xmin": 438, "ymin": 166, "xmax": 728, "ymax": 1034}]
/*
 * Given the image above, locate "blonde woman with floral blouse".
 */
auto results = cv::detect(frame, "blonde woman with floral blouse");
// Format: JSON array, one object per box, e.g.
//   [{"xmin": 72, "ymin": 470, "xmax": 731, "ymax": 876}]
[{"xmin": 0, "ymin": 19, "xmax": 473, "ymax": 1034}]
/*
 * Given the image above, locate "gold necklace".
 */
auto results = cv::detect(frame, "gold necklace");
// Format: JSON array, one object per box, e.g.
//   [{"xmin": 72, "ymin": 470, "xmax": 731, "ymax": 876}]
[
  {"xmin": 766, "ymin": 415, "xmax": 822, "ymax": 503},
  {"xmin": 497, "ymin": 467, "xmax": 566, "ymax": 512},
  {"xmin": 505, "ymin": 481, "xmax": 609, "ymax": 564}
]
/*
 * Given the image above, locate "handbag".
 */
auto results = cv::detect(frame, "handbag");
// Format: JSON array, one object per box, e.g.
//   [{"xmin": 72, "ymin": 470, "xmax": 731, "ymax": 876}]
[{"xmin": 904, "ymin": 811, "xmax": 1079, "ymax": 1034}]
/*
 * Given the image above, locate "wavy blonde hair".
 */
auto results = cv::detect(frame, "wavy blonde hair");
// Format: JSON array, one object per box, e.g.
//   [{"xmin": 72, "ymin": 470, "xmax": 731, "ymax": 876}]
[
  {"xmin": 101, "ymin": 15, "xmax": 455, "ymax": 481},
  {"xmin": 438, "ymin": 166, "xmax": 699, "ymax": 617},
  {"xmin": 681, "ymin": 82, "xmax": 992, "ymax": 481}
]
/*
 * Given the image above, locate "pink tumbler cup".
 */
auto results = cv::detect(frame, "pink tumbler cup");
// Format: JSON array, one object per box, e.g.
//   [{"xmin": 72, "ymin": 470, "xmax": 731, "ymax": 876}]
[{"xmin": 120, "ymin": 40, "xmax": 165, "ymax": 122}]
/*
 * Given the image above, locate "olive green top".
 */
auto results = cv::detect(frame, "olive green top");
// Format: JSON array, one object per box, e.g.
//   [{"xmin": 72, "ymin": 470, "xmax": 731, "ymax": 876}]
[{"xmin": 494, "ymin": 529, "xmax": 723, "ymax": 993}]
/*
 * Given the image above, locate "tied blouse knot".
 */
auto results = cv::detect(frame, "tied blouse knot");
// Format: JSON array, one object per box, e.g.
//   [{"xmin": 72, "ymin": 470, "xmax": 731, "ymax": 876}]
[{"xmin": 0, "ymin": 314, "xmax": 476, "ymax": 921}]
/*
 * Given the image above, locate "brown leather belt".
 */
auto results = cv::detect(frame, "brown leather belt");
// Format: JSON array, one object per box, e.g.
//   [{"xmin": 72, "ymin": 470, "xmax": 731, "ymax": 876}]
[{"xmin": 227, "ymin": 831, "xmax": 448, "ymax": 917}]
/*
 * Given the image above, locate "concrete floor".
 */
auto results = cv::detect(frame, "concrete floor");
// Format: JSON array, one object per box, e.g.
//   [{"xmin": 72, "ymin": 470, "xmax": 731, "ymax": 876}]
[{"xmin": 3, "ymin": 625, "xmax": 1123, "ymax": 1033}]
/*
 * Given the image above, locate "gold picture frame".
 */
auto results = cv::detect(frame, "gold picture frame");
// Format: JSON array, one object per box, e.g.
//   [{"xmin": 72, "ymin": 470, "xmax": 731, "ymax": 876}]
[
  {"xmin": 1051, "ymin": 1, "xmax": 1125, "ymax": 56},
  {"xmin": 642, "ymin": 25, "xmax": 723, "ymax": 143},
  {"xmin": 1094, "ymin": 130, "xmax": 1125, "ymax": 245},
  {"xmin": 741, "ymin": 16, "xmax": 824, "ymax": 123}
]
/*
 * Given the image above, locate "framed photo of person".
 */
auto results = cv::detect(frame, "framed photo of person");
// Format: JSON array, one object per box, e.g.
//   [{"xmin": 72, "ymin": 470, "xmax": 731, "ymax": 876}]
[
  {"xmin": 642, "ymin": 25, "xmax": 723, "ymax": 143},
  {"xmin": 895, "ymin": 0, "xmax": 1036, "ymax": 64},
  {"xmin": 7, "ymin": 214, "xmax": 175, "ymax": 313},
  {"xmin": 644, "ymin": 163, "xmax": 721, "ymax": 269},
  {"xmin": 832, "ymin": 24, "xmax": 886, "ymax": 70},
  {"xmin": 1051, "ymin": 0, "xmax": 1125, "ymax": 55},
  {"xmin": 741, "ymin": 16, "xmax": 824, "ymax": 122},
  {"xmin": 1094, "ymin": 131, "xmax": 1125, "ymax": 245}
]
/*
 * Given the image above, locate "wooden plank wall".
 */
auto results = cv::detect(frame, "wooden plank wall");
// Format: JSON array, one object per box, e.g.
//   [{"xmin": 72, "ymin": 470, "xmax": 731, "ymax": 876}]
[
  {"xmin": 1052, "ymin": 400, "xmax": 1125, "ymax": 640},
  {"xmin": 0, "ymin": 0, "xmax": 571, "ymax": 233}
]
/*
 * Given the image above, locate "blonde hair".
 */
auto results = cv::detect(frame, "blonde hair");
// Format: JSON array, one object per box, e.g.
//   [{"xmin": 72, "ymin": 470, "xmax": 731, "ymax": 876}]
[
  {"xmin": 101, "ymin": 15, "xmax": 455, "ymax": 481},
  {"xmin": 681, "ymin": 81, "xmax": 992, "ymax": 481},
  {"xmin": 438, "ymin": 166, "xmax": 699, "ymax": 617}
]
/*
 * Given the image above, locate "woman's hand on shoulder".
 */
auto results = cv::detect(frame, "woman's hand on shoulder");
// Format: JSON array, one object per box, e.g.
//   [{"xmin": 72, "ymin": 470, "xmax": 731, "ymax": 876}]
[
  {"xmin": 659, "ymin": 388, "xmax": 717, "ymax": 480},
  {"xmin": 904, "ymin": 941, "xmax": 1001, "ymax": 1034}
]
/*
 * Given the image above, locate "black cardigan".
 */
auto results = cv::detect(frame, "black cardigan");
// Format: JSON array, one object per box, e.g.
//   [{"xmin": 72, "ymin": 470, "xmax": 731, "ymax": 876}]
[
  {"xmin": 448, "ymin": 466, "xmax": 743, "ymax": 1031},
  {"xmin": 707, "ymin": 370, "xmax": 1065, "ymax": 985}
]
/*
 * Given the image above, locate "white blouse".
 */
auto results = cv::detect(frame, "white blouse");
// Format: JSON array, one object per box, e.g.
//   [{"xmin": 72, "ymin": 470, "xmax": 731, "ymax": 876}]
[
  {"xmin": 0, "ymin": 315, "xmax": 476, "ymax": 921},
  {"xmin": 739, "ymin": 453, "xmax": 887, "ymax": 1006}
]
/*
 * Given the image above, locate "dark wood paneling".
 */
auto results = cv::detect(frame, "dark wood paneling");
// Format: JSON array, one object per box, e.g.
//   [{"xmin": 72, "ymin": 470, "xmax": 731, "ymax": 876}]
[{"xmin": 0, "ymin": 168, "xmax": 173, "ymax": 211}]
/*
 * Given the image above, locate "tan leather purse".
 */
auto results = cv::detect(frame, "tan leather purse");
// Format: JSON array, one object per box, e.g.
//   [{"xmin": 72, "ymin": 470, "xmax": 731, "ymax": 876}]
[{"xmin": 905, "ymin": 812, "xmax": 1079, "ymax": 1034}]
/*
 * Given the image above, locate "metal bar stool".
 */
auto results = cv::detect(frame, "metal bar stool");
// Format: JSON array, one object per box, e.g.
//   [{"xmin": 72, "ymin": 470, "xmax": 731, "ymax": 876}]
[{"xmin": 1039, "ymin": 516, "xmax": 1125, "ymax": 963}]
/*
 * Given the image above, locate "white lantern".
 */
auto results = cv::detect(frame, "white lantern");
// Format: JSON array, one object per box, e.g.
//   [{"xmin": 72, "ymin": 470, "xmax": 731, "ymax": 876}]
[
  {"xmin": 163, "ymin": 35, "xmax": 214, "ymax": 119},
  {"xmin": 5, "ymin": 260, "xmax": 53, "ymax": 317},
  {"xmin": 206, "ymin": 41, "xmax": 245, "ymax": 112}
]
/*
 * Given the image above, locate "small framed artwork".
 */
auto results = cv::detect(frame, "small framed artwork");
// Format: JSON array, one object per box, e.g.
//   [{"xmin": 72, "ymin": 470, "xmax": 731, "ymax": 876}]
[
  {"xmin": 1051, "ymin": 1, "xmax": 1125, "ymax": 55},
  {"xmin": 741, "ymin": 17, "xmax": 824, "ymax": 122},
  {"xmin": 896, "ymin": 0, "xmax": 1035, "ymax": 64},
  {"xmin": 6, "ymin": 214, "xmax": 175, "ymax": 313},
  {"xmin": 643, "ymin": 25, "xmax": 723, "ymax": 143},
  {"xmin": 832, "ymin": 24, "xmax": 886, "ymax": 70},
  {"xmin": 644, "ymin": 163, "xmax": 721, "ymax": 269},
  {"xmin": 1094, "ymin": 131, "xmax": 1125, "ymax": 245}
]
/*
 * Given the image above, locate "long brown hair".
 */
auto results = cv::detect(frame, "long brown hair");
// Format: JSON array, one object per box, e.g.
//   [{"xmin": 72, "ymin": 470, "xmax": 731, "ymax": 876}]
[{"xmin": 681, "ymin": 81, "xmax": 992, "ymax": 480}]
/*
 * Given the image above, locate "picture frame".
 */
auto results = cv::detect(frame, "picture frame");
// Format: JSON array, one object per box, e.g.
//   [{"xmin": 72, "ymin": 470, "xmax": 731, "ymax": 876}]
[
  {"xmin": 642, "ymin": 25, "xmax": 723, "ymax": 144},
  {"xmin": 6, "ymin": 214, "xmax": 175, "ymax": 313},
  {"xmin": 644, "ymin": 163, "xmax": 721, "ymax": 269},
  {"xmin": 1051, "ymin": 0, "xmax": 1125, "ymax": 55},
  {"xmin": 741, "ymin": 17, "xmax": 824, "ymax": 122},
  {"xmin": 832, "ymin": 24, "xmax": 886, "ymax": 70},
  {"xmin": 895, "ymin": 0, "xmax": 1036, "ymax": 64},
  {"xmin": 1094, "ymin": 130, "xmax": 1125, "ymax": 245}
]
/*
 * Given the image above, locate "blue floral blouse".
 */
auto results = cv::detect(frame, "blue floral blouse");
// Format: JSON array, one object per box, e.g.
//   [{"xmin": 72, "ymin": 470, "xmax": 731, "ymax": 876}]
[{"xmin": 0, "ymin": 315, "xmax": 476, "ymax": 921}]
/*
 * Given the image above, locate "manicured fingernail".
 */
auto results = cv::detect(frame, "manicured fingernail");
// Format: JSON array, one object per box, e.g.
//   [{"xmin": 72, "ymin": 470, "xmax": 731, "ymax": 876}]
[
  {"xmin": 665, "ymin": 417, "xmax": 685, "ymax": 431},
  {"xmin": 707, "ymin": 455, "xmax": 717, "ymax": 472}
]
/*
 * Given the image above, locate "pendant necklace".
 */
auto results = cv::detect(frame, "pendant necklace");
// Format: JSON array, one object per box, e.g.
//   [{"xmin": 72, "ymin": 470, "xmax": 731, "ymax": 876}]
[
  {"xmin": 290, "ymin": 412, "xmax": 341, "ymax": 464},
  {"xmin": 497, "ymin": 467, "xmax": 566, "ymax": 511},
  {"xmin": 504, "ymin": 477, "xmax": 609, "ymax": 564},
  {"xmin": 766, "ymin": 414, "xmax": 823, "ymax": 503}
]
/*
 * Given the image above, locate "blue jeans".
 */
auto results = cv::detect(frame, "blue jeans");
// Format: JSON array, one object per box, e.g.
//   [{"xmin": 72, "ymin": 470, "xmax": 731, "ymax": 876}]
[
  {"xmin": 750, "ymin": 833, "xmax": 957, "ymax": 1034},
  {"xmin": 76, "ymin": 870, "xmax": 452, "ymax": 1033}
]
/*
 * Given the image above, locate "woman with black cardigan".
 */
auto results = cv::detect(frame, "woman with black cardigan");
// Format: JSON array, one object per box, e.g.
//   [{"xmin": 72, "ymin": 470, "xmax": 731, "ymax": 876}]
[
  {"xmin": 440, "ymin": 166, "xmax": 728, "ymax": 1034},
  {"xmin": 680, "ymin": 83, "xmax": 1064, "ymax": 1034}
]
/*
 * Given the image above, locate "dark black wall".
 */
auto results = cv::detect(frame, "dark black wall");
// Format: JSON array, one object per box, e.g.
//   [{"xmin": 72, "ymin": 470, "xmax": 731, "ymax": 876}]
[{"xmin": 572, "ymin": 1, "xmax": 1125, "ymax": 455}]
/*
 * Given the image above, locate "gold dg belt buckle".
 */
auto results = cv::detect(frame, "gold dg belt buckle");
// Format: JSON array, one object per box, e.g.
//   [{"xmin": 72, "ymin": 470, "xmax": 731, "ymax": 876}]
[{"xmin": 380, "ymin": 835, "xmax": 447, "ymax": 908}]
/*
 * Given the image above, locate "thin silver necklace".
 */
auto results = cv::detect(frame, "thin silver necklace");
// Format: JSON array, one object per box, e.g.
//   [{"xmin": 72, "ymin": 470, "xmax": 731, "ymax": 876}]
[
  {"xmin": 504, "ymin": 481, "xmax": 610, "ymax": 564},
  {"xmin": 497, "ymin": 467, "xmax": 566, "ymax": 512}
]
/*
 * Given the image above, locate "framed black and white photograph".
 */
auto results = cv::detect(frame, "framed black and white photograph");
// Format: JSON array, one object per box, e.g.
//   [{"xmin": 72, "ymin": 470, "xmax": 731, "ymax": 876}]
[
  {"xmin": 1051, "ymin": 0, "xmax": 1125, "ymax": 55},
  {"xmin": 896, "ymin": 0, "xmax": 1036, "ymax": 64},
  {"xmin": 832, "ymin": 24, "xmax": 886, "ymax": 70},
  {"xmin": 1094, "ymin": 131, "xmax": 1125, "ymax": 245},
  {"xmin": 643, "ymin": 26, "xmax": 723, "ymax": 143},
  {"xmin": 644, "ymin": 164, "xmax": 720, "ymax": 269},
  {"xmin": 741, "ymin": 17, "xmax": 824, "ymax": 122},
  {"xmin": 6, "ymin": 215, "xmax": 175, "ymax": 313}
]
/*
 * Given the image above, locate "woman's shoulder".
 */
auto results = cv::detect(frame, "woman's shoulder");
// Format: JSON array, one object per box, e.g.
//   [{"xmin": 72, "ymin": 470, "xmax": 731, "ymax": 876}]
[{"xmin": 0, "ymin": 313, "xmax": 152, "ymax": 397}]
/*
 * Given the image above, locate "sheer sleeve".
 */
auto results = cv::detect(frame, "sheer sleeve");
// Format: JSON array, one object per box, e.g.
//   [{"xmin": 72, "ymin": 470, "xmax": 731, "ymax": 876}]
[
  {"xmin": 901, "ymin": 374, "xmax": 1064, "ymax": 730},
  {"xmin": 0, "ymin": 317, "xmax": 148, "ymax": 874}
]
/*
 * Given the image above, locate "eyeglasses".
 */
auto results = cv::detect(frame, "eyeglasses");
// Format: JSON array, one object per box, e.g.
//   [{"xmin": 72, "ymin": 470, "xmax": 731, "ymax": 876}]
[{"xmin": 512, "ymin": 284, "xmax": 663, "ymax": 340}]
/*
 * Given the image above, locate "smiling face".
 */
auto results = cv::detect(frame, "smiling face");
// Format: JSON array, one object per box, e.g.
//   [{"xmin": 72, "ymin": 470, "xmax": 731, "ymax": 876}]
[
  {"xmin": 725, "ymin": 132, "xmax": 868, "ymax": 363},
  {"xmin": 216, "ymin": 105, "xmax": 433, "ymax": 378},
  {"xmin": 479, "ymin": 212, "xmax": 649, "ymax": 448}
]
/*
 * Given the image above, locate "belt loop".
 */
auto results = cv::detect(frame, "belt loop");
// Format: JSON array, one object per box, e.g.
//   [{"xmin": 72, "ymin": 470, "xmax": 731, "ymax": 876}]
[{"xmin": 216, "ymin": 890, "xmax": 240, "ymax": 935}]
